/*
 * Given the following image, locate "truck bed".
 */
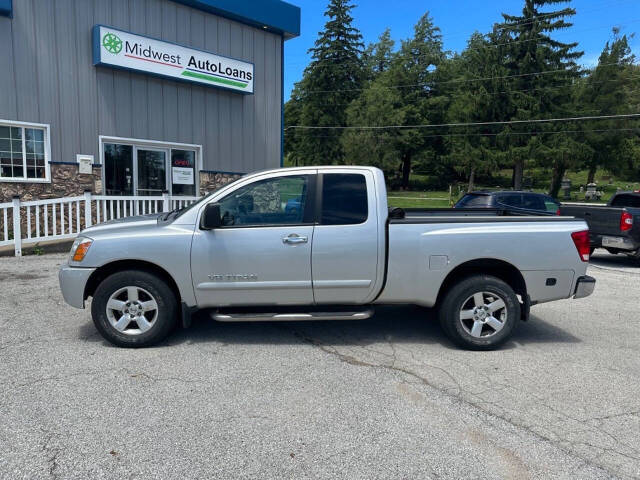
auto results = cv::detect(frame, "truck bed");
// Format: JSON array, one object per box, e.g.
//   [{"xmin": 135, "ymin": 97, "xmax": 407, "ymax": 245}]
[{"xmin": 390, "ymin": 208, "xmax": 572, "ymax": 224}]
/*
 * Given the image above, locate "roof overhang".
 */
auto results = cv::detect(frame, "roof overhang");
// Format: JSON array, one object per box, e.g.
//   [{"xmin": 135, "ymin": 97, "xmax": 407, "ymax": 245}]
[
  {"xmin": 0, "ymin": 0, "xmax": 12, "ymax": 18},
  {"xmin": 171, "ymin": 0, "xmax": 300, "ymax": 39}
]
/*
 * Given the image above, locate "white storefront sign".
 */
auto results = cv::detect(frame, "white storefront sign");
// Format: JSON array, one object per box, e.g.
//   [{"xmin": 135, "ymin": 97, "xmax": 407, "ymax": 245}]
[
  {"xmin": 93, "ymin": 25, "xmax": 254, "ymax": 94},
  {"xmin": 172, "ymin": 167, "xmax": 194, "ymax": 185}
]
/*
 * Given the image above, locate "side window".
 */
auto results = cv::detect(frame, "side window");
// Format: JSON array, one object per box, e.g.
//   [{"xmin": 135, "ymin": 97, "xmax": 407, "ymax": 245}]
[
  {"xmin": 498, "ymin": 194, "xmax": 522, "ymax": 208},
  {"xmin": 544, "ymin": 200, "xmax": 560, "ymax": 213},
  {"xmin": 522, "ymin": 194, "xmax": 546, "ymax": 211},
  {"xmin": 321, "ymin": 173, "xmax": 368, "ymax": 225},
  {"xmin": 218, "ymin": 175, "xmax": 309, "ymax": 227}
]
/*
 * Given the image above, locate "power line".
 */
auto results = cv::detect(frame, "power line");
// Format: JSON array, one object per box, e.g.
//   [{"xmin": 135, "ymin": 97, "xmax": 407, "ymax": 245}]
[
  {"xmin": 285, "ymin": 127, "xmax": 640, "ymax": 139},
  {"xmin": 292, "ymin": 76, "xmax": 640, "ymax": 107},
  {"xmin": 296, "ymin": 62, "xmax": 637, "ymax": 95},
  {"xmin": 412, "ymin": 0, "xmax": 638, "ymax": 42},
  {"xmin": 286, "ymin": 18, "xmax": 640, "ymax": 72},
  {"xmin": 285, "ymin": 113, "xmax": 640, "ymax": 131}
]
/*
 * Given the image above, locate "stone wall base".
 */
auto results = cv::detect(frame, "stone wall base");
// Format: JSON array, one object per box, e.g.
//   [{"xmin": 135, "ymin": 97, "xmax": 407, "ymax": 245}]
[
  {"xmin": 199, "ymin": 171, "xmax": 243, "ymax": 196},
  {"xmin": 0, "ymin": 163, "xmax": 102, "ymax": 203},
  {"xmin": 1, "ymin": 166, "xmax": 243, "ymax": 203}
]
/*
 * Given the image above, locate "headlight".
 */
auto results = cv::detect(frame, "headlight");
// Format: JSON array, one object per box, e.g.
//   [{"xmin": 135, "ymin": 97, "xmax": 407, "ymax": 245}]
[{"xmin": 70, "ymin": 237, "xmax": 93, "ymax": 262}]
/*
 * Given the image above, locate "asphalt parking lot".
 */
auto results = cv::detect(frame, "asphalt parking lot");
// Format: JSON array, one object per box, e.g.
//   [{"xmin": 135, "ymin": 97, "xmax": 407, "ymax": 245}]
[{"xmin": 1, "ymin": 252, "xmax": 639, "ymax": 479}]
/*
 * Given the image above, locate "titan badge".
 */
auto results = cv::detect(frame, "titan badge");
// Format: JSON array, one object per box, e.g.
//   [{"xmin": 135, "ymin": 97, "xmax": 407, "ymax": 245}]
[{"xmin": 207, "ymin": 274, "xmax": 258, "ymax": 282}]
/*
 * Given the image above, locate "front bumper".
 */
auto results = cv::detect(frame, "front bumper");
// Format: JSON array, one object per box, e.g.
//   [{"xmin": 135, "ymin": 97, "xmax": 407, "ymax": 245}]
[
  {"xmin": 574, "ymin": 275, "xmax": 596, "ymax": 299},
  {"xmin": 58, "ymin": 264, "xmax": 96, "ymax": 309}
]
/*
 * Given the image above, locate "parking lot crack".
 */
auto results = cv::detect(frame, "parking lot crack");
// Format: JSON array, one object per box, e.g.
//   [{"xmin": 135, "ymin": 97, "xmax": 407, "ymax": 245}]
[
  {"xmin": 289, "ymin": 327, "xmax": 627, "ymax": 479},
  {"xmin": 40, "ymin": 429, "xmax": 61, "ymax": 480}
]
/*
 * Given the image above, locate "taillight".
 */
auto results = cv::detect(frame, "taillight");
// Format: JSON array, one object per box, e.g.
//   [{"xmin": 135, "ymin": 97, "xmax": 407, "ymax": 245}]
[
  {"xmin": 556, "ymin": 208, "xmax": 561, "ymax": 216},
  {"xmin": 620, "ymin": 211, "xmax": 633, "ymax": 232},
  {"xmin": 571, "ymin": 230, "xmax": 590, "ymax": 262}
]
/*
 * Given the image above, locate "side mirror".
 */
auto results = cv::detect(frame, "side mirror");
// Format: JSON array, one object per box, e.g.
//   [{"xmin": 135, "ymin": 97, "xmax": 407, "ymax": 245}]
[{"xmin": 200, "ymin": 203, "xmax": 222, "ymax": 230}]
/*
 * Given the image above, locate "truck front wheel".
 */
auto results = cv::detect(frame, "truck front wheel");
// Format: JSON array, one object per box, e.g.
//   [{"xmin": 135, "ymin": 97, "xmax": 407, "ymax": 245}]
[
  {"xmin": 91, "ymin": 270, "xmax": 178, "ymax": 348},
  {"xmin": 439, "ymin": 275, "xmax": 520, "ymax": 350}
]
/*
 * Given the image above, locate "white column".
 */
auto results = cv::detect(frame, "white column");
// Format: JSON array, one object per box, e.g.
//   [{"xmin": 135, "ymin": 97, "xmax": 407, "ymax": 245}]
[
  {"xmin": 162, "ymin": 191, "xmax": 170, "ymax": 212},
  {"xmin": 12, "ymin": 196, "xmax": 22, "ymax": 257},
  {"xmin": 84, "ymin": 190, "xmax": 92, "ymax": 229}
]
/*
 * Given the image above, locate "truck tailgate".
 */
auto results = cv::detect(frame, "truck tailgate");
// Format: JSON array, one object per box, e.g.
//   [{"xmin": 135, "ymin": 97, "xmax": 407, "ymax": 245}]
[{"xmin": 560, "ymin": 204, "xmax": 623, "ymax": 236}]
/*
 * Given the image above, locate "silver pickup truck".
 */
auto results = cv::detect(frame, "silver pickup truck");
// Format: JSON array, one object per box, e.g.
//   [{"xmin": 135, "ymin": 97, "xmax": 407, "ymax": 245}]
[{"xmin": 59, "ymin": 166, "xmax": 595, "ymax": 350}]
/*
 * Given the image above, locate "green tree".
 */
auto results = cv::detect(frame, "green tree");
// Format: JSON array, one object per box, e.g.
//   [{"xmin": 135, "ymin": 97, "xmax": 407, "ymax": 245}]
[
  {"xmin": 363, "ymin": 28, "xmax": 395, "ymax": 81},
  {"xmin": 343, "ymin": 13, "xmax": 447, "ymax": 189},
  {"xmin": 497, "ymin": 0, "xmax": 583, "ymax": 190},
  {"xmin": 445, "ymin": 30, "xmax": 516, "ymax": 191},
  {"xmin": 285, "ymin": 0, "xmax": 365, "ymax": 165},
  {"xmin": 578, "ymin": 31, "xmax": 638, "ymax": 184}
]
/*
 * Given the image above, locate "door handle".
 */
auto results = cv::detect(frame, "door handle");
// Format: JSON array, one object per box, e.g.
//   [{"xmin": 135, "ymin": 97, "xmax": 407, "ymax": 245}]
[{"xmin": 282, "ymin": 234, "xmax": 308, "ymax": 245}]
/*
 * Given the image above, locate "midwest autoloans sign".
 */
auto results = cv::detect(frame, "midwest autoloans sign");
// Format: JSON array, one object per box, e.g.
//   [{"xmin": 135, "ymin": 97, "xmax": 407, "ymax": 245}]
[{"xmin": 92, "ymin": 25, "xmax": 254, "ymax": 94}]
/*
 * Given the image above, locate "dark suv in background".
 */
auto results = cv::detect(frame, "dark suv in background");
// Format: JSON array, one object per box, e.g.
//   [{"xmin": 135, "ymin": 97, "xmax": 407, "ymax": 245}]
[{"xmin": 455, "ymin": 191, "xmax": 561, "ymax": 215}]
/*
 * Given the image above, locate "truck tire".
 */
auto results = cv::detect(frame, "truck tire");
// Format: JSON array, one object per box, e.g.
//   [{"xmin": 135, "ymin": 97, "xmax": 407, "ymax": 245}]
[
  {"xmin": 91, "ymin": 270, "xmax": 178, "ymax": 348},
  {"xmin": 439, "ymin": 275, "xmax": 520, "ymax": 350}
]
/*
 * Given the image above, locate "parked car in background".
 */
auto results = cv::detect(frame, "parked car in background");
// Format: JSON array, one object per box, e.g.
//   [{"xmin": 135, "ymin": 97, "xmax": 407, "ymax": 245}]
[
  {"xmin": 285, "ymin": 197, "xmax": 302, "ymax": 215},
  {"xmin": 560, "ymin": 191, "xmax": 640, "ymax": 259},
  {"xmin": 455, "ymin": 191, "xmax": 561, "ymax": 215}
]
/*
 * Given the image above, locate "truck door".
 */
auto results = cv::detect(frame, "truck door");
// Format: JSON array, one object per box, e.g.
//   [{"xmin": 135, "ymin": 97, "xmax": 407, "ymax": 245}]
[
  {"xmin": 311, "ymin": 170, "xmax": 381, "ymax": 304},
  {"xmin": 190, "ymin": 172, "xmax": 316, "ymax": 307}
]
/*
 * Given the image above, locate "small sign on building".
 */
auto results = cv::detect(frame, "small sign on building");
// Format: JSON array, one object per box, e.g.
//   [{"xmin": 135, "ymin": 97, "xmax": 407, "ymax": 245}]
[
  {"xmin": 172, "ymin": 167, "xmax": 194, "ymax": 185},
  {"xmin": 77, "ymin": 155, "xmax": 94, "ymax": 175}
]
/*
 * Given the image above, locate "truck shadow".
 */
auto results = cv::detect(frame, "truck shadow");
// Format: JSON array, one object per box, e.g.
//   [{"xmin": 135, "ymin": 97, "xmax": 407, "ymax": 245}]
[
  {"xmin": 155, "ymin": 305, "xmax": 581, "ymax": 350},
  {"xmin": 590, "ymin": 250, "xmax": 639, "ymax": 270}
]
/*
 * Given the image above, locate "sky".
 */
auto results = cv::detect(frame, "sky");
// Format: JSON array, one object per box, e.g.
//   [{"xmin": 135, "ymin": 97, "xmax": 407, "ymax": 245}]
[{"xmin": 283, "ymin": 0, "xmax": 640, "ymax": 100}]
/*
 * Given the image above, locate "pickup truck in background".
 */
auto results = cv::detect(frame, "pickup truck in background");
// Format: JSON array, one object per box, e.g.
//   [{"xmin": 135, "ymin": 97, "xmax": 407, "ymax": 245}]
[
  {"xmin": 560, "ymin": 191, "xmax": 640, "ymax": 260},
  {"xmin": 59, "ymin": 166, "xmax": 595, "ymax": 351}
]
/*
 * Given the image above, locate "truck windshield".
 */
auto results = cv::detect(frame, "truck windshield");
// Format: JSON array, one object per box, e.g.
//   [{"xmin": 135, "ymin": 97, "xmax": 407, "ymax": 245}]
[{"xmin": 162, "ymin": 175, "xmax": 246, "ymax": 221}]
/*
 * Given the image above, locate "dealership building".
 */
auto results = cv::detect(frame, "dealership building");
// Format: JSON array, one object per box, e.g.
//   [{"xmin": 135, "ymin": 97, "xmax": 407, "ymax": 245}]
[{"xmin": 0, "ymin": 0, "xmax": 300, "ymax": 202}]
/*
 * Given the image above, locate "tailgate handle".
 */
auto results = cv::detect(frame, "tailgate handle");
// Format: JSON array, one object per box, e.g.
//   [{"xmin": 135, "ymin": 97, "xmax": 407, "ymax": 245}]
[{"xmin": 282, "ymin": 234, "xmax": 308, "ymax": 245}]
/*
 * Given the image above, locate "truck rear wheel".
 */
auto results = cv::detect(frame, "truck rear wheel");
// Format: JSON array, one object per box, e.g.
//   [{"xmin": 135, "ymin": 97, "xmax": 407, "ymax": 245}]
[
  {"xmin": 439, "ymin": 275, "xmax": 520, "ymax": 350},
  {"xmin": 91, "ymin": 270, "xmax": 178, "ymax": 348}
]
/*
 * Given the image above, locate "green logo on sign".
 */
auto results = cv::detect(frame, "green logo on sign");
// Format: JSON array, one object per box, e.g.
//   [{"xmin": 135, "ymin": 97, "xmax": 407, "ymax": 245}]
[{"xmin": 102, "ymin": 32, "xmax": 123, "ymax": 54}]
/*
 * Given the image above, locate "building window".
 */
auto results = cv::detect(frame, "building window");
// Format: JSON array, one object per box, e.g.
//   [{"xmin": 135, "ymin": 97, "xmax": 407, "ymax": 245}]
[
  {"xmin": 171, "ymin": 149, "xmax": 196, "ymax": 196},
  {"xmin": 0, "ymin": 122, "xmax": 50, "ymax": 182},
  {"xmin": 100, "ymin": 138, "xmax": 199, "ymax": 197}
]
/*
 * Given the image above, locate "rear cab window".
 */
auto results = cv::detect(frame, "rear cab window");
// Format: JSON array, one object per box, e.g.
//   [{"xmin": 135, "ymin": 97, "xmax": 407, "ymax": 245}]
[
  {"xmin": 321, "ymin": 173, "xmax": 368, "ymax": 225},
  {"xmin": 611, "ymin": 194, "xmax": 640, "ymax": 208}
]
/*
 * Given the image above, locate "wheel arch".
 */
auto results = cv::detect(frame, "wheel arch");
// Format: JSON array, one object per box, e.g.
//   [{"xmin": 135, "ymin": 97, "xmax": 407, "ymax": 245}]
[
  {"xmin": 84, "ymin": 260, "xmax": 182, "ymax": 304},
  {"xmin": 435, "ymin": 258, "xmax": 528, "ymax": 315}
]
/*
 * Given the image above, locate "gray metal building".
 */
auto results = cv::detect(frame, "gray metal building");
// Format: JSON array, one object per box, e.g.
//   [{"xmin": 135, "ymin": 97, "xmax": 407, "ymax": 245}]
[{"xmin": 0, "ymin": 0, "xmax": 300, "ymax": 201}]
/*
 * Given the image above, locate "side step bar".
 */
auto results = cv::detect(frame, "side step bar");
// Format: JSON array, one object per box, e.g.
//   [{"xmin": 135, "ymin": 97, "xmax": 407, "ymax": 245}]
[{"xmin": 211, "ymin": 309, "xmax": 374, "ymax": 322}]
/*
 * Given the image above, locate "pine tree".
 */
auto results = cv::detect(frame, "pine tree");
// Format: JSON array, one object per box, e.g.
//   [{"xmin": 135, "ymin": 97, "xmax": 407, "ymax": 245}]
[
  {"xmin": 578, "ymin": 31, "xmax": 638, "ymax": 185},
  {"xmin": 497, "ymin": 0, "xmax": 583, "ymax": 190},
  {"xmin": 363, "ymin": 28, "xmax": 395, "ymax": 81},
  {"xmin": 287, "ymin": 0, "xmax": 365, "ymax": 165},
  {"xmin": 343, "ymin": 13, "xmax": 446, "ymax": 189},
  {"xmin": 445, "ymin": 30, "xmax": 514, "ymax": 192}
]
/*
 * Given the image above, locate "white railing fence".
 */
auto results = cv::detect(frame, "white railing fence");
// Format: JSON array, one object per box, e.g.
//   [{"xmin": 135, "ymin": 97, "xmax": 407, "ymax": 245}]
[{"xmin": 0, "ymin": 192, "xmax": 200, "ymax": 256}]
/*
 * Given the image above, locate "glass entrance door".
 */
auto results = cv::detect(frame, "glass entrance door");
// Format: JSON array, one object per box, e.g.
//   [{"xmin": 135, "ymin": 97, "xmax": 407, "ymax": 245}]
[{"xmin": 136, "ymin": 148, "xmax": 167, "ymax": 196}]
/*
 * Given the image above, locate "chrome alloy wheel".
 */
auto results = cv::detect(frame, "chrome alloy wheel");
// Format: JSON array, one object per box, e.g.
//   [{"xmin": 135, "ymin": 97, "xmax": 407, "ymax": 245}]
[
  {"xmin": 105, "ymin": 286, "xmax": 159, "ymax": 336},
  {"xmin": 459, "ymin": 291, "xmax": 507, "ymax": 338}
]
